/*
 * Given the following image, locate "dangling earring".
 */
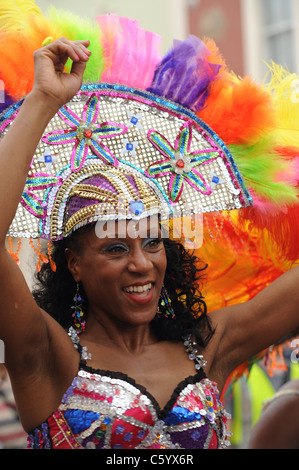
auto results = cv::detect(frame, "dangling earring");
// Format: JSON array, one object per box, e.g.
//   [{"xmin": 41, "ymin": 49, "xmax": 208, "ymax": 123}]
[
  {"xmin": 157, "ymin": 285, "xmax": 175, "ymax": 319},
  {"xmin": 71, "ymin": 282, "xmax": 86, "ymax": 333}
]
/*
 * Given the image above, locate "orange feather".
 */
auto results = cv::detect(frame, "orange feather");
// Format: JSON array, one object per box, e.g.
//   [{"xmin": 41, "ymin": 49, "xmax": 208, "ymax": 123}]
[
  {"xmin": 0, "ymin": 31, "xmax": 35, "ymax": 99},
  {"xmin": 197, "ymin": 74, "xmax": 276, "ymax": 146}
]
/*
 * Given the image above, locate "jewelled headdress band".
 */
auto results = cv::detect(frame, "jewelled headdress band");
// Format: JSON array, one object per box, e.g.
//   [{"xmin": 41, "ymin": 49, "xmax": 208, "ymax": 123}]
[
  {"xmin": 1, "ymin": 83, "xmax": 252, "ymax": 240},
  {"xmin": 58, "ymin": 165, "xmax": 164, "ymax": 239}
]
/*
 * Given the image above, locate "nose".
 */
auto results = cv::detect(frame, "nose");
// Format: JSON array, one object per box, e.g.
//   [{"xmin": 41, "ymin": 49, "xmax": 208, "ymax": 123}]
[{"xmin": 127, "ymin": 243, "xmax": 153, "ymax": 273}]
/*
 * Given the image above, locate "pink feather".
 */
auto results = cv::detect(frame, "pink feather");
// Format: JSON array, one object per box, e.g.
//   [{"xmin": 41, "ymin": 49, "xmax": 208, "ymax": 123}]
[
  {"xmin": 276, "ymin": 156, "xmax": 299, "ymax": 185},
  {"xmin": 246, "ymin": 157, "xmax": 299, "ymax": 216},
  {"xmin": 248, "ymin": 189, "xmax": 288, "ymax": 216},
  {"xmin": 96, "ymin": 15, "xmax": 161, "ymax": 89}
]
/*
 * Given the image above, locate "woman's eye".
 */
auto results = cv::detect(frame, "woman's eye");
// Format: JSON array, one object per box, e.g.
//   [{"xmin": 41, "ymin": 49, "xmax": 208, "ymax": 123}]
[
  {"xmin": 142, "ymin": 238, "xmax": 163, "ymax": 249},
  {"xmin": 102, "ymin": 243, "xmax": 129, "ymax": 254}
]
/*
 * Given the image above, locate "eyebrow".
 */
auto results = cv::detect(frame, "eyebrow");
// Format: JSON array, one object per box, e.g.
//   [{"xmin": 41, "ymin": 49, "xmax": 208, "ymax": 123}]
[{"xmin": 95, "ymin": 215, "xmax": 162, "ymax": 239}]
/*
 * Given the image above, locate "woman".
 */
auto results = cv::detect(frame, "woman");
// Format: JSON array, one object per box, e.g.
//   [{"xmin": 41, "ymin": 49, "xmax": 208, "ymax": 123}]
[{"xmin": 0, "ymin": 38, "xmax": 299, "ymax": 450}]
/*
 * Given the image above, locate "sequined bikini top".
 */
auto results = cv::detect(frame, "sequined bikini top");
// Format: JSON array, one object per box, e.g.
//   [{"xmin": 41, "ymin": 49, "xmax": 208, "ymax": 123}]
[{"xmin": 27, "ymin": 330, "xmax": 231, "ymax": 449}]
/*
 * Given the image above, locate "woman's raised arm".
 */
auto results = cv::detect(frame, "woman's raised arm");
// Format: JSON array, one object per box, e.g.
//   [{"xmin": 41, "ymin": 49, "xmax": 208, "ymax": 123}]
[
  {"xmin": 0, "ymin": 39, "xmax": 90, "ymax": 376},
  {"xmin": 210, "ymin": 265, "xmax": 299, "ymax": 384}
]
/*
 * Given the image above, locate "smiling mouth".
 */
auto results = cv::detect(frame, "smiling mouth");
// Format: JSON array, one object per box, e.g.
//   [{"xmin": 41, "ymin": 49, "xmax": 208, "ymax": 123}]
[{"xmin": 123, "ymin": 283, "xmax": 152, "ymax": 295}]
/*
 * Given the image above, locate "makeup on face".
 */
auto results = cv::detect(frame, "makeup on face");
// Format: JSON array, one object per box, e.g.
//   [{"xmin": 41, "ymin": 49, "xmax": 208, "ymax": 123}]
[{"xmin": 76, "ymin": 221, "xmax": 167, "ymax": 323}]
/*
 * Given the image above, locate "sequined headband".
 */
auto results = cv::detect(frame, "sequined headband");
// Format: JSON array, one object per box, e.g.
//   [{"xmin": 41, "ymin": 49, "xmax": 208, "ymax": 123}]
[{"xmin": 1, "ymin": 83, "xmax": 251, "ymax": 241}]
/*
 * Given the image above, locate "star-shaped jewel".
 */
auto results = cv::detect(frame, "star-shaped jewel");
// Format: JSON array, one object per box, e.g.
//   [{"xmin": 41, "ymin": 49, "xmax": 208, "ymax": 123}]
[
  {"xmin": 42, "ymin": 94, "xmax": 128, "ymax": 172},
  {"xmin": 210, "ymin": 171, "xmax": 225, "ymax": 189},
  {"xmin": 145, "ymin": 122, "xmax": 219, "ymax": 203},
  {"xmin": 38, "ymin": 147, "xmax": 59, "ymax": 171},
  {"xmin": 126, "ymin": 110, "xmax": 143, "ymax": 130},
  {"xmin": 121, "ymin": 139, "xmax": 139, "ymax": 158}
]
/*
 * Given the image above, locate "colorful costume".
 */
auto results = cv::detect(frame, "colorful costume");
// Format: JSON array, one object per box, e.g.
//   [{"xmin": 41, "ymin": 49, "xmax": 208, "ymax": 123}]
[{"xmin": 27, "ymin": 331, "xmax": 230, "ymax": 449}]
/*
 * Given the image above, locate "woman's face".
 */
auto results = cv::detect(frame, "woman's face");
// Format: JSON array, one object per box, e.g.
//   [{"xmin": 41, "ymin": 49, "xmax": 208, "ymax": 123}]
[{"xmin": 67, "ymin": 218, "xmax": 167, "ymax": 328}]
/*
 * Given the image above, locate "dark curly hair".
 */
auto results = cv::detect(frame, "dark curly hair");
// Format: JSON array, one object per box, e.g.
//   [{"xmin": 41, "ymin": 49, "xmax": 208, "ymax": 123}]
[{"xmin": 32, "ymin": 224, "xmax": 214, "ymax": 348}]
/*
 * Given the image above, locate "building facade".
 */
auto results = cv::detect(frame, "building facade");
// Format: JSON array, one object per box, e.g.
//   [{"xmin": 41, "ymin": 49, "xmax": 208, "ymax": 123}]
[{"xmin": 188, "ymin": 0, "xmax": 299, "ymax": 81}]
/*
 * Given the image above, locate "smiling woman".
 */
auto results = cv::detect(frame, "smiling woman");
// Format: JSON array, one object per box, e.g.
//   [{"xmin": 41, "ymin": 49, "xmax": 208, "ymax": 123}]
[
  {"xmin": 1, "ymin": 1, "xmax": 299, "ymax": 451},
  {"xmin": 33, "ymin": 221, "xmax": 211, "ymax": 344}
]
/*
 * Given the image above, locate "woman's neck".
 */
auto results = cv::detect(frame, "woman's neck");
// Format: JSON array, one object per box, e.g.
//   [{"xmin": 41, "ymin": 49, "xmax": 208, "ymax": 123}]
[{"xmin": 81, "ymin": 314, "xmax": 159, "ymax": 355}]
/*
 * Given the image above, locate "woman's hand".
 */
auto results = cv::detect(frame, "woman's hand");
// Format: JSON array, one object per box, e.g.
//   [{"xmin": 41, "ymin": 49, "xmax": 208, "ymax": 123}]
[{"xmin": 31, "ymin": 38, "xmax": 91, "ymax": 111}]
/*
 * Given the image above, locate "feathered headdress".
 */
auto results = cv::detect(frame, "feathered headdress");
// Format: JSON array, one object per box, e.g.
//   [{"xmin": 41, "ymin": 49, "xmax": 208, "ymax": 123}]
[{"xmin": 1, "ymin": 0, "xmax": 299, "ymax": 379}]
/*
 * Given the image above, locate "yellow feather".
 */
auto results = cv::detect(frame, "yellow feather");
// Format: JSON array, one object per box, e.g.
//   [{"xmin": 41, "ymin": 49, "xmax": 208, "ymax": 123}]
[
  {"xmin": 264, "ymin": 63, "xmax": 299, "ymax": 147},
  {"xmin": 0, "ymin": 0, "xmax": 42, "ymax": 31}
]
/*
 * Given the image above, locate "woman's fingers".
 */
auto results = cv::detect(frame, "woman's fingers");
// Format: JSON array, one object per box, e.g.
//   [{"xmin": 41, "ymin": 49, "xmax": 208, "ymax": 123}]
[
  {"xmin": 50, "ymin": 39, "xmax": 91, "ymax": 82},
  {"xmin": 58, "ymin": 38, "xmax": 91, "ymax": 62},
  {"xmin": 70, "ymin": 54, "xmax": 89, "ymax": 80},
  {"xmin": 34, "ymin": 38, "xmax": 91, "ymax": 67}
]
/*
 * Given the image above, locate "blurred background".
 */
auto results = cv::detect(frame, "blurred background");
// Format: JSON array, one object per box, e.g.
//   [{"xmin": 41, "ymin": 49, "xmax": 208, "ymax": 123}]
[
  {"xmin": 34, "ymin": 0, "xmax": 299, "ymax": 81},
  {"xmin": 2, "ymin": 0, "xmax": 299, "ymax": 450}
]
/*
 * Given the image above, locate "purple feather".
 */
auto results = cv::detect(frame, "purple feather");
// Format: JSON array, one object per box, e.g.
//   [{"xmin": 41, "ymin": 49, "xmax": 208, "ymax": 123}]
[
  {"xmin": 0, "ymin": 91, "xmax": 15, "ymax": 115},
  {"xmin": 147, "ymin": 35, "xmax": 222, "ymax": 112}
]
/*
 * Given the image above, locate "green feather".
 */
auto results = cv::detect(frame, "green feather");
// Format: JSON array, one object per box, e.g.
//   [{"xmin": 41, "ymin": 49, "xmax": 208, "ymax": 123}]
[
  {"xmin": 229, "ymin": 137, "xmax": 298, "ymax": 203},
  {"xmin": 47, "ymin": 7, "xmax": 105, "ymax": 82}
]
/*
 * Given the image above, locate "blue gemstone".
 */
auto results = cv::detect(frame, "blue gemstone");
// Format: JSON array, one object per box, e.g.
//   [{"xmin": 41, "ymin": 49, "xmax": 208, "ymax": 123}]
[
  {"xmin": 131, "ymin": 117, "xmax": 138, "ymax": 125},
  {"xmin": 126, "ymin": 143, "xmax": 134, "ymax": 151},
  {"xmin": 45, "ymin": 155, "xmax": 52, "ymax": 163},
  {"xmin": 129, "ymin": 200, "xmax": 145, "ymax": 216},
  {"xmin": 212, "ymin": 176, "xmax": 220, "ymax": 184}
]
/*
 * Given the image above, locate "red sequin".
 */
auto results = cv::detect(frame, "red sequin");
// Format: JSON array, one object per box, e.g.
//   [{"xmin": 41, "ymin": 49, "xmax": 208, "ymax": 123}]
[
  {"xmin": 84, "ymin": 129, "xmax": 93, "ymax": 138},
  {"xmin": 176, "ymin": 159, "xmax": 185, "ymax": 168}
]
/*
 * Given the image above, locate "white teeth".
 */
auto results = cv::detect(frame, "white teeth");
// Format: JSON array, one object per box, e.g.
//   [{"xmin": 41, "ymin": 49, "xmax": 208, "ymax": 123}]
[{"xmin": 123, "ymin": 283, "xmax": 152, "ymax": 293}]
